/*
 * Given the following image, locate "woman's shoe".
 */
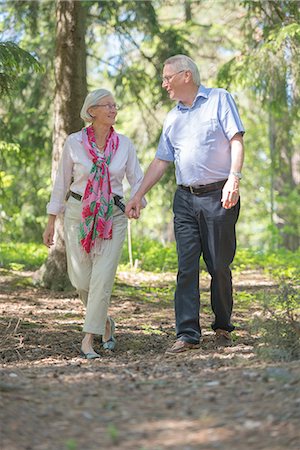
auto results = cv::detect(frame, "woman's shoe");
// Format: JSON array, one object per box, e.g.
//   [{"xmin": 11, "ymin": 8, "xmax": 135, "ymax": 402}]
[
  {"xmin": 103, "ymin": 318, "xmax": 116, "ymax": 351},
  {"xmin": 80, "ymin": 349, "xmax": 101, "ymax": 359}
]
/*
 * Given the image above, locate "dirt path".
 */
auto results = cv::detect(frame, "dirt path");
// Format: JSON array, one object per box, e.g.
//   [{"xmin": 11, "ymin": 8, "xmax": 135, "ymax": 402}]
[{"xmin": 0, "ymin": 269, "xmax": 299, "ymax": 450}]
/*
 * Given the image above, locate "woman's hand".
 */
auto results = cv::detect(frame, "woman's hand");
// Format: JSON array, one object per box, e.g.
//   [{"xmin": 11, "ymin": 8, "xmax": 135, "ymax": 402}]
[
  {"xmin": 125, "ymin": 196, "xmax": 143, "ymax": 219},
  {"xmin": 43, "ymin": 215, "xmax": 56, "ymax": 247}
]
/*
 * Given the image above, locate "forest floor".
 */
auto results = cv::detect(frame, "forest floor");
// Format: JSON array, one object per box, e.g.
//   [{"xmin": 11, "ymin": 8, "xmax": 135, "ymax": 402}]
[{"xmin": 0, "ymin": 268, "xmax": 299, "ymax": 450}]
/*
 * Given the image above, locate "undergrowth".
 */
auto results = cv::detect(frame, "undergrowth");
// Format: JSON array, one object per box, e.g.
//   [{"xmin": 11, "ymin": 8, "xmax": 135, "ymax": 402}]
[
  {"xmin": 0, "ymin": 240, "xmax": 299, "ymax": 280},
  {"xmin": 253, "ymin": 281, "xmax": 300, "ymax": 362},
  {"xmin": 0, "ymin": 240, "xmax": 299, "ymax": 363}
]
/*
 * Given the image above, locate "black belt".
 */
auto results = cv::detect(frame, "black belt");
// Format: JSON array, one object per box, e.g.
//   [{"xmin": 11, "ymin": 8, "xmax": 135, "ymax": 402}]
[
  {"xmin": 69, "ymin": 191, "xmax": 82, "ymax": 201},
  {"xmin": 178, "ymin": 179, "xmax": 227, "ymax": 195},
  {"xmin": 69, "ymin": 191, "xmax": 125, "ymax": 213}
]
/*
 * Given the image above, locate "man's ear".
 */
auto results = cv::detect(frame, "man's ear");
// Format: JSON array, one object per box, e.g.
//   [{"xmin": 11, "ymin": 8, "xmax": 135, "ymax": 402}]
[{"xmin": 185, "ymin": 70, "xmax": 193, "ymax": 83}]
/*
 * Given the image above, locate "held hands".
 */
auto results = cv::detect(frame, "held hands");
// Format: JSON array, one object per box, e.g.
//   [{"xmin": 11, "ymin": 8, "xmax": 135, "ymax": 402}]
[
  {"xmin": 221, "ymin": 175, "xmax": 240, "ymax": 209},
  {"xmin": 125, "ymin": 196, "xmax": 143, "ymax": 219}
]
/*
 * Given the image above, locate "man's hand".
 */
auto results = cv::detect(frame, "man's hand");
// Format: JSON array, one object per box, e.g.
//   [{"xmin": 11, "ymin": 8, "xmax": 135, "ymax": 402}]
[
  {"xmin": 125, "ymin": 196, "xmax": 143, "ymax": 219},
  {"xmin": 221, "ymin": 175, "xmax": 240, "ymax": 209},
  {"xmin": 125, "ymin": 158, "xmax": 170, "ymax": 220},
  {"xmin": 223, "ymin": 132, "xmax": 244, "ymax": 209}
]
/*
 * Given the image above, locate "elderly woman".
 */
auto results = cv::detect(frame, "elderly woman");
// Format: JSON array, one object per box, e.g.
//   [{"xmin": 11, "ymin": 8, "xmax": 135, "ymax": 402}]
[{"xmin": 43, "ymin": 88, "xmax": 145, "ymax": 359}]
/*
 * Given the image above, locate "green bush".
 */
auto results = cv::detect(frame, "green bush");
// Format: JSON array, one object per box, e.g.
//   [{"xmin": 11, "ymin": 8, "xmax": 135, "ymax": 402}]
[
  {"xmin": 120, "ymin": 236, "xmax": 178, "ymax": 271},
  {"xmin": 0, "ymin": 239, "xmax": 299, "ymax": 276},
  {"xmin": 121, "ymin": 236, "xmax": 300, "ymax": 275},
  {"xmin": 233, "ymin": 248, "xmax": 300, "ymax": 280},
  {"xmin": 0, "ymin": 242, "xmax": 48, "ymax": 270},
  {"xmin": 252, "ymin": 282, "xmax": 300, "ymax": 362}
]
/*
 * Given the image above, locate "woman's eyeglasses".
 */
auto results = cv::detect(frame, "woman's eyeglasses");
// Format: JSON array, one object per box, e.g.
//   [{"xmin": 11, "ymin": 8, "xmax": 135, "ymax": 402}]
[{"xmin": 93, "ymin": 103, "xmax": 120, "ymax": 110}]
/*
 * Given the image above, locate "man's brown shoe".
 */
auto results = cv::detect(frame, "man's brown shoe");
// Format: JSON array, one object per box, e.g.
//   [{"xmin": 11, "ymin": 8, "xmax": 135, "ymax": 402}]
[
  {"xmin": 215, "ymin": 329, "xmax": 232, "ymax": 347},
  {"xmin": 165, "ymin": 340, "xmax": 200, "ymax": 355}
]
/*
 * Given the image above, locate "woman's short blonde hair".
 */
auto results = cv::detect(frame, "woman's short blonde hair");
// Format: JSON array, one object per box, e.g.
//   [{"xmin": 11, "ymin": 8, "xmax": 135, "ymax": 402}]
[{"xmin": 80, "ymin": 88, "xmax": 113, "ymax": 122}]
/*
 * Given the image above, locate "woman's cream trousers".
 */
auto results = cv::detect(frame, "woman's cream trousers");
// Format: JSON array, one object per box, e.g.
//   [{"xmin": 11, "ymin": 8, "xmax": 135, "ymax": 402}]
[{"xmin": 64, "ymin": 196, "xmax": 127, "ymax": 335}]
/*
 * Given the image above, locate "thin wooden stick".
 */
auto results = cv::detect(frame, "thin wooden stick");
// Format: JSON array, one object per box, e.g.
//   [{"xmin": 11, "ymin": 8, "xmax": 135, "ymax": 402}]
[{"xmin": 13, "ymin": 318, "xmax": 21, "ymax": 334}]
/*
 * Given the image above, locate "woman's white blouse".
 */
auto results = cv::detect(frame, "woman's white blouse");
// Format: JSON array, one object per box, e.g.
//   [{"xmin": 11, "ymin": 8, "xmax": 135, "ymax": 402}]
[{"xmin": 47, "ymin": 130, "xmax": 146, "ymax": 215}]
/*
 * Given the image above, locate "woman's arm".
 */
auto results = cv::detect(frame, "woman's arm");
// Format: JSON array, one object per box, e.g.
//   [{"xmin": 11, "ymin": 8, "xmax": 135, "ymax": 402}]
[
  {"xmin": 43, "ymin": 214, "xmax": 56, "ymax": 247},
  {"xmin": 43, "ymin": 136, "xmax": 74, "ymax": 246},
  {"xmin": 47, "ymin": 137, "xmax": 74, "ymax": 215}
]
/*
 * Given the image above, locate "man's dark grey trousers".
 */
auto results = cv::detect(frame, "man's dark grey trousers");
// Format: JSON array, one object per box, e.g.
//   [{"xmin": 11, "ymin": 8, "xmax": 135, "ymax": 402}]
[{"xmin": 173, "ymin": 186, "xmax": 240, "ymax": 344}]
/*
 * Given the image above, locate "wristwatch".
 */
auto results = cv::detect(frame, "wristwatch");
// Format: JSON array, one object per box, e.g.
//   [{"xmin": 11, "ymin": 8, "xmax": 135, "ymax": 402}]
[{"xmin": 230, "ymin": 171, "xmax": 242, "ymax": 179}]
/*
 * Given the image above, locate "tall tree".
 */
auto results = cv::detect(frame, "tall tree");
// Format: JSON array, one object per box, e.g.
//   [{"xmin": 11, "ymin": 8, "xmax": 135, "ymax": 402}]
[
  {"xmin": 0, "ymin": 1, "xmax": 55, "ymax": 243},
  {"xmin": 39, "ymin": 0, "xmax": 87, "ymax": 289},
  {"xmin": 217, "ymin": 0, "xmax": 300, "ymax": 250},
  {"xmin": 5, "ymin": 0, "xmax": 290, "ymax": 253}
]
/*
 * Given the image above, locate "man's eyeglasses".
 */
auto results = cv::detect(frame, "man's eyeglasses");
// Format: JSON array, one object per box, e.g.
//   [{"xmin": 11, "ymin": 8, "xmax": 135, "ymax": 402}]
[
  {"xmin": 161, "ymin": 70, "xmax": 185, "ymax": 84},
  {"xmin": 93, "ymin": 103, "xmax": 120, "ymax": 110}
]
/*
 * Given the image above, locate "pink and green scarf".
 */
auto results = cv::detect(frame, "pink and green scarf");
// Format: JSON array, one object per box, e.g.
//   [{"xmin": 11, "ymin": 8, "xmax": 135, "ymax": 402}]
[{"xmin": 79, "ymin": 125, "xmax": 119, "ymax": 254}]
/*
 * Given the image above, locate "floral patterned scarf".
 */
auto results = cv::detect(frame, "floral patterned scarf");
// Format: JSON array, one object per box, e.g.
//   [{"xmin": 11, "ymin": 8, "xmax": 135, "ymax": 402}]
[{"xmin": 79, "ymin": 125, "xmax": 119, "ymax": 254}]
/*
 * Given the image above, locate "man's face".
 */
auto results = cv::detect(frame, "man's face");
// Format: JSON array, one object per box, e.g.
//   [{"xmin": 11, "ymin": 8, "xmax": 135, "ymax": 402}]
[{"xmin": 162, "ymin": 64, "xmax": 186, "ymax": 101}]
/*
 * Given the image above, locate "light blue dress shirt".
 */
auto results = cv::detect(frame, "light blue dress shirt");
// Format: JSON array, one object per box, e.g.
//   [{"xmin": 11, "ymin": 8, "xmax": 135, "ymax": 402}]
[{"xmin": 155, "ymin": 85, "xmax": 245, "ymax": 186}]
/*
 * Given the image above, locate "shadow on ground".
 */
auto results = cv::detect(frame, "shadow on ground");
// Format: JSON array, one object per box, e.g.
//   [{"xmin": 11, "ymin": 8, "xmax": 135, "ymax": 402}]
[{"xmin": 0, "ymin": 269, "xmax": 299, "ymax": 450}]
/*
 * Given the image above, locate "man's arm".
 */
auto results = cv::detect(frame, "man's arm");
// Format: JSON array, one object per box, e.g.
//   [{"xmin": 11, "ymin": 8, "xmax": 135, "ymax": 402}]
[
  {"xmin": 221, "ymin": 133, "xmax": 244, "ymax": 209},
  {"xmin": 125, "ymin": 158, "xmax": 170, "ymax": 219}
]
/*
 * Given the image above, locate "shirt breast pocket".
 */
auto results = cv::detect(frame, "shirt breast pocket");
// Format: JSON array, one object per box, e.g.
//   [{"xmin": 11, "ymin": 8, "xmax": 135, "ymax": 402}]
[{"xmin": 192, "ymin": 119, "xmax": 219, "ymax": 144}]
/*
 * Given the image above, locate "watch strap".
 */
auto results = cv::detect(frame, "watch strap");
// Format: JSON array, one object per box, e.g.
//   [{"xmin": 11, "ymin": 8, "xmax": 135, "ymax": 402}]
[{"xmin": 230, "ymin": 171, "xmax": 242, "ymax": 179}]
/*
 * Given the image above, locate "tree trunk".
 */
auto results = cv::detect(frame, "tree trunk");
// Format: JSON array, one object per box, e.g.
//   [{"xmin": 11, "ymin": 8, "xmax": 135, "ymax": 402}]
[
  {"xmin": 184, "ymin": 1, "xmax": 192, "ymax": 22},
  {"xmin": 274, "ymin": 114, "xmax": 300, "ymax": 251},
  {"xmin": 269, "ymin": 99, "xmax": 299, "ymax": 251},
  {"xmin": 39, "ymin": 0, "xmax": 87, "ymax": 290},
  {"xmin": 268, "ymin": 110, "xmax": 276, "ymax": 249},
  {"xmin": 263, "ymin": 5, "xmax": 299, "ymax": 251}
]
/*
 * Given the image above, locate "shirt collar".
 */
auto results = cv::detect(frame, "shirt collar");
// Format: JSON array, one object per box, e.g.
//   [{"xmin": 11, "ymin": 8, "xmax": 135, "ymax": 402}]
[
  {"xmin": 75, "ymin": 130, "xmax": 83, "ymax": 143},
  {"xmin": 177, "ymin": 85, "xmax": 209, "ymax": 110}
]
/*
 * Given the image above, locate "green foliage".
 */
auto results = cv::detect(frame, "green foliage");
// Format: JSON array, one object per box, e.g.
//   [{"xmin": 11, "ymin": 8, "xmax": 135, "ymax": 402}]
[
  {"xmin": 93, "ymin": 0, "xmax": 192, "ymax": 112},
  {"xmin": 0, "ymin": 140, "xmax": 52, "ymax": 242},
  {"xmin": 0, "ymin": 1, "xmax": 54, "ymax": 242},
  {"xmin": 252, "ymin": 282, "xmax": 300, "ymax": 362},
  {"xmin": 1, "ymin": 239, "xmax": 298, "ymax": 276},
  {"xmin": 0, "ymin": 242, "xmax": 48, "ymax": 270},
  {"xmin": 107, "ymin": 424, "xmax": 119, "ymax": 444},
  {"xmin": 0, "ymin": 41, "xmax": 42, "ymax": 96},
  {"xmin": 233, "ymin": 247, "xmax": 300, "ymax": 280},
  {"xmin": 113, "ymin": 278, "xmax": 174, "ymax": 307},
  {"xmin": 0, "ymin": 0, "xmax": 299, "ymax": 252},
  {"xmin": 120, "ymin": 236, "xmax": 178, "ymax": 272},
  {"xmin": 65, "ymin": 439, "xmax": 78, "ymax": 450},
  {"xmin": 217, "ymin": 19, "xmax": 300, "ymax": 105},
  {"xmin": 120, "ymin": 236, "xmax": 300, "ymax": 276},
  {"xmin": 217, "ymin": 1, "xmax": 300, "ymax": 251}
]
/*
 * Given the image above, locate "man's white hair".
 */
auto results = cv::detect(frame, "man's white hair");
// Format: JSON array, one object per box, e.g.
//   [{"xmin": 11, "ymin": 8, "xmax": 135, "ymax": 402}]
[
  {"xmin": 164, "ymin": 55, "xmax": 200, "ymax": 86},
  {"xmin": 80, "ymin": 88, "xmax": 113, "ymax": 122}
]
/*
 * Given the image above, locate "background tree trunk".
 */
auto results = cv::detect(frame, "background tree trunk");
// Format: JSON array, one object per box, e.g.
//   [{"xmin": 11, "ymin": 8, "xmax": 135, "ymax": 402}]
[
  {"xmin": 273, "ymin": 111, "xmax": 299, "ymax": 251},
  {"xmin": 184, "ymin": 1, "xmax": 192, "ymax": 22},
  {"xmin": 38, "ymin": 0, "xmax": 87, "ymax": 290},
  {"xmin": 269, "ymin": 76, "xmax": 299, "ymax": 251}
]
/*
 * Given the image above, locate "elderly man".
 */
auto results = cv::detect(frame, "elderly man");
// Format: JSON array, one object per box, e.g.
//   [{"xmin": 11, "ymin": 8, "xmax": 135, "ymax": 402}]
[{"xmin": 126, "ymin": 54, "xmax": 245, "ymax": 354}]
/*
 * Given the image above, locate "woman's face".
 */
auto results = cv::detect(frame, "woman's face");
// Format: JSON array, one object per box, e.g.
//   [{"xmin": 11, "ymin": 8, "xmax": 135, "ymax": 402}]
[{"xmin": 88, "ymin": 95, "xmax": 118, "ymax": 126}]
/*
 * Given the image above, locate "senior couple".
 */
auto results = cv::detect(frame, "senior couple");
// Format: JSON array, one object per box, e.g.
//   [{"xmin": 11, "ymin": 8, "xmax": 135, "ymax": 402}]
[{"xmin": 43, "ymin": 55, "xmax": 245, "ymax": 359}]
